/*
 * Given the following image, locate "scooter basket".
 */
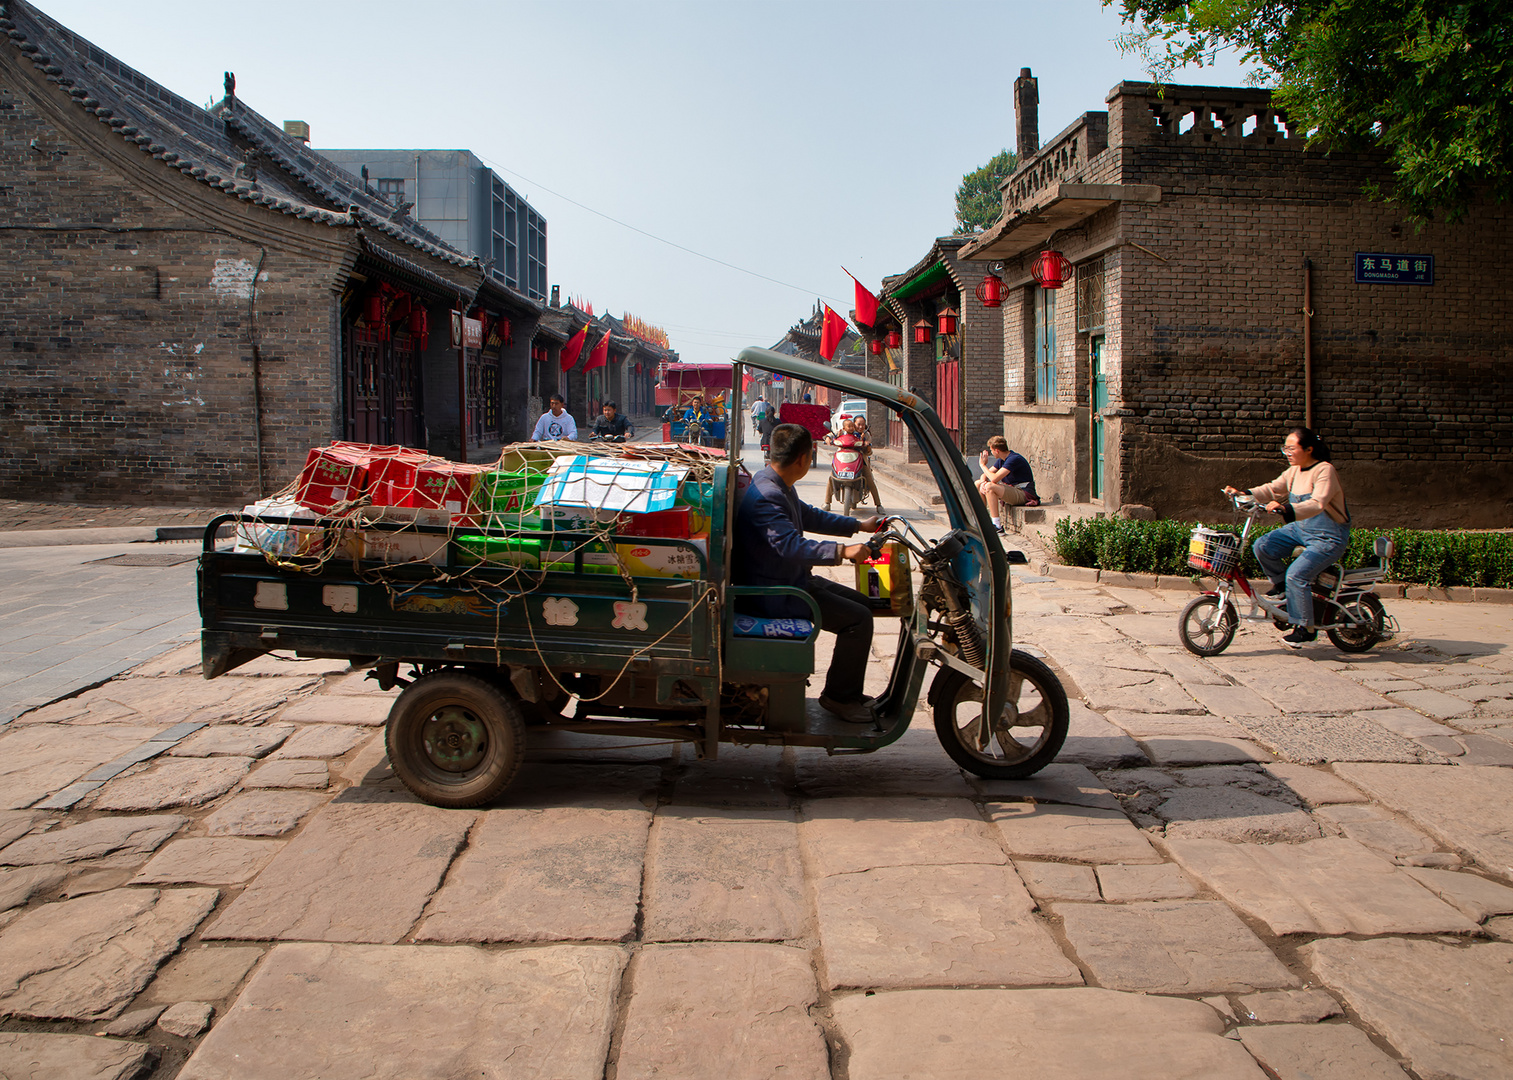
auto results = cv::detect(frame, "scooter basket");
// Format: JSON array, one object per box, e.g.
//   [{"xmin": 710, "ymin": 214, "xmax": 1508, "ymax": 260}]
[{"xmin": 1187, "ymin": 527, "xmax": 1240, "ymax": 577}]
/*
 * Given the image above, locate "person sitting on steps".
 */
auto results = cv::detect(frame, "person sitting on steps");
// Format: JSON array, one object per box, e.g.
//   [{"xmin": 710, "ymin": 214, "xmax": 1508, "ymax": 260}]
[{"xmin": 977, "ymin": 436, "xmax": 1039, "ymax": 534}]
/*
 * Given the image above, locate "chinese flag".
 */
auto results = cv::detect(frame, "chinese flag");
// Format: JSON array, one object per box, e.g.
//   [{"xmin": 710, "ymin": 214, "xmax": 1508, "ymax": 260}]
[
  {"xmin": 559, "ymin": 324, "xmax": 588, "ymax": 370},
  {"xmin": 583, "ymin": 329, "xmax": 611, "ymax": 371},
  {"xmin": 819, "ymin": 305, "xmax": 847, "ymax": 361},
  {"xmin": 843, "ymin": 267, "xmax": 879, "ymax": 327}
]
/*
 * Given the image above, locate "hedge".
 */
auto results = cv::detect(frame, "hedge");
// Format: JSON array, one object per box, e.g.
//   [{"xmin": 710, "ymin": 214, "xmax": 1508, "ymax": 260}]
[{"xmin": 1052, "ymin": 516, "xmax": 1513, "ymax": 589}]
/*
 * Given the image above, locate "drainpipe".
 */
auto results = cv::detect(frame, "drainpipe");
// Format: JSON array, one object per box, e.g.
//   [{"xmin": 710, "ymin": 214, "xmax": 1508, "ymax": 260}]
[
  {"xmin": 1302, "ymin": 257, "xmax": 1313, "ymax": 428},
  {"xmin": 248, "ymin": 247, "xmax": 268, "ymax": 496}
]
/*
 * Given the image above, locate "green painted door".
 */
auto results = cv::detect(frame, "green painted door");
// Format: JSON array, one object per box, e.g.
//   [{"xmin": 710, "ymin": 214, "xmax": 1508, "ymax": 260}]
[{"xmin": 1091, "ymin": 335, "xmax": 1107, "ymax": 500}]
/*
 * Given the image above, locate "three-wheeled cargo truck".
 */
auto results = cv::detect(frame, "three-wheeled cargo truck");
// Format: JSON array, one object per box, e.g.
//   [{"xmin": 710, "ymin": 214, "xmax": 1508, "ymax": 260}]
[{"xmin": 198, "ymin": 348, "xmax": 1069, "ymax": 807}]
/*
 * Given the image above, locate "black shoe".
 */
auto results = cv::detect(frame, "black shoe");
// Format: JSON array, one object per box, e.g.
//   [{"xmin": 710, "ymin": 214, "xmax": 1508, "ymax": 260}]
[
  {"xmin": 819, "ymin": 694, "xmax": 877, "ymax": 724},
  {"xmin": 1281, "ymin": 627, "xmax": 1317, "ymax": 645},
  {"xmin": 1265, "ymin": 583, "xmax": 1286, "ymax": 598}
]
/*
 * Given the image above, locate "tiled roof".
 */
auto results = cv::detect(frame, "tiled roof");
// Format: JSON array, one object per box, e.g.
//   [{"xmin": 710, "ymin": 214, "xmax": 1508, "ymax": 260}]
[{"xmin": 1, "ymin": 0, "xmax": 477, "ymax": 272}]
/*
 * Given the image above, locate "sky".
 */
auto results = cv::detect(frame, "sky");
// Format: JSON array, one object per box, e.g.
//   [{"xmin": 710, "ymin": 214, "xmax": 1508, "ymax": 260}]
[{"xmin": 38, "ymin": 0, "xmax": 1258, "ymax": 364}]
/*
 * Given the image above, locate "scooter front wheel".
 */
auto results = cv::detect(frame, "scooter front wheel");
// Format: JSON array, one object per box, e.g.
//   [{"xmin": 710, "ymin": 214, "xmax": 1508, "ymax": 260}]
[
  {"xmin": 1327, "ymin": 593, "xmax": 1385, "ymax": 653},
  {"xmin": 1179, "ymin": 595, "xmax": 1237, "ymax": 656}
]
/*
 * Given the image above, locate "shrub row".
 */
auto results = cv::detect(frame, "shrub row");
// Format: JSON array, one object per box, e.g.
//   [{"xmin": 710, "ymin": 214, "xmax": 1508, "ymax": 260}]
[{"xmin": 1052, "ymin": 516, "xmax": 1513, "ymax": 589}]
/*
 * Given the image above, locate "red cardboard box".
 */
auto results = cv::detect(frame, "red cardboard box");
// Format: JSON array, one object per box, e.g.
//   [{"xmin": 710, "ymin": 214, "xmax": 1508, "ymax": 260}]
[
  {"xmin": 294, "ymin": 442, "xmax": 420, "ymax": 513},
  {"xmin": 619, "ymin": 507, "xmax": 691, "ymax": 539},
  {"xmin": 367, "ymin": 457, "xmax": 488, "ymax": 526}
]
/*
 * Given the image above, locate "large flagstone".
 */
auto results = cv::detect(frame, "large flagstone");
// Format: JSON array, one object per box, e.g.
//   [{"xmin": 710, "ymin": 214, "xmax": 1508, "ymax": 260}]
[
  {"xmin": 0, "ymin": 1032, "xmax": 152, "ymax": 1080},
  {"xmin": 1055, "ymin": 900, "xmax": 1297, "ymax": 994},
  {"xmin": 813, "ymin": 862, "xmax": 1081, "ymax": 990},
  {"xmin": 1332, "ymin": 763, "xmax": 1513, "ymax": 875},
  {"xmin": 0, "ymin": 887, "xmax": 217, "ymax": 1020},
  {"xmin": 792, "ymin": 729, "xmax": 972, "ymax": 798},
  {"xmin": 615, "ymin": 944, "xmax": 827, "ymax": 1080},
  {"xmin": 1165, "ymin": 836, "xmax": 1477, "ymax": 936},
  {"xmin": 801, "ymin": 797, "xmax": 1005, "ymax": 878},
  {"xmin": 204, "ymin": 794, "xmax": 474, "ymax": 944},
  {"xmin": 988, "ymin": 802, "xmax": 1161, "ymax": 864},
  {"xmin": 1237, "ymin": 1024, "xmax": 1411, "ymax": 1080},
  {"xmin": 642, "ymin": 807, "xmax": 804, "ymax": 942},
  {"xmin": 0, "ymin": 725, "xmax": 162, "ymax": 810},
  {"xmin": 178, "ymin": 942, "xmax": 624, "ymax": 1080},
  {"xmin": 18, "ymin": 675, "xmax": 317, "ymax": 727},
  {"xmin": 1304, "ymin": 938, "xmax": 1513, "ymax": 1080},
  {"xmin": 0, "ymin": 814, "xmax": 185, "ymax": 866},
  {"xmin": 416, "ymin": 804, "xmax": 649, "ymax": 943},
  {"xmin": 1222, "ymin": 655, "xmax": 1390, "ymax": 714},
  {"xmin": 90, "ymin": 757, "xmax": 252, "ymax": 811},
  {"xmin": 834, "ymin": 987, "xmax": 1267, "ymax": 1079}
]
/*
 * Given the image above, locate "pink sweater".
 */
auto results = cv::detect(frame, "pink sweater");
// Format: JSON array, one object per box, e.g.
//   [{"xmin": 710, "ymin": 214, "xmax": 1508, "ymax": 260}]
[{"xmin": 1249, "ymin": 462, "xmax": 1349, "ymax": 524}]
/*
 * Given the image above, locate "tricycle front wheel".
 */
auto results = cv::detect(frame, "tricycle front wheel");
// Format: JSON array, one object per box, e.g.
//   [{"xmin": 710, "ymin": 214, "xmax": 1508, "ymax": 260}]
[
  {"xmin": 932, "ymin": 650, "xmax": 1069, "ymax": 779},
  {"xmin": 385, "ymin": 671, "xmax": 525, "ymax": 808}
]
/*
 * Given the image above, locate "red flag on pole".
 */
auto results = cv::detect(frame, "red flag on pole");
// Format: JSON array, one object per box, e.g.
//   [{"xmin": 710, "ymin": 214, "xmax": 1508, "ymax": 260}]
[
  {"xmin": 819, "ymin": 305, "xmax": 847, "ymax": 361},
  {"xmin": 583, "ymin": 329, "xmax": 611, "ymax": 371},
  {"xmin": 559, "ymin": 324, "xmax": 588, "ymax": 370},
  {"xmin": 843, "ymin": 267, "xmax": 879, "ymax": 327}
]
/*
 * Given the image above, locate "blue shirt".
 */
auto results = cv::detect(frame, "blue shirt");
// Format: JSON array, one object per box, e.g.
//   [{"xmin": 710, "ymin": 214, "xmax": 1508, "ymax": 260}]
[
  {"xmin": 734, "ymin": 466, "xmax": 858, "ymax": 618},
  {"xmin": 990, "ymin": 451, "xmax": 1038, "ymax": 500}
]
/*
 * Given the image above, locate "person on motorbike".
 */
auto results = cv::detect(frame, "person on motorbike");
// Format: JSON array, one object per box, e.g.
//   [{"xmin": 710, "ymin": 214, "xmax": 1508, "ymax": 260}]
[
  {"xmin": 734, "ymin": 423, "xmax": 881, "ymax": 724},
  {"xmin": 590, "ymin": 400, "xmax": 632, "ymax": 442},
  {"xmin": 531, "ymin": 395, "xmax": 577, "ymax": 441},
  {"xmin": 1225, "ymin": 426, "xmax": 1350, "ymax": 645},
  {"xmin": 683, "ymin": 394, "xmax": 715, "ymax": 446}
]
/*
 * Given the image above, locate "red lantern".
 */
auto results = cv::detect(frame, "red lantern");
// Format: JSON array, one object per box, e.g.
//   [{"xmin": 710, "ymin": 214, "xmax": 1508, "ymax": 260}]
[
  {"xmin": 912, "ymin": 318, "xmax": 932, "ymax": 345},
  {"xmin": 364, "ymin": 293, "xmax": 384, "ymax": 325},
  {"xmin": 868, "ymin": 339, "xmax": 884, "ymax": 356},
  {"xmin": 885, "ymin": 328, "xmax": 902, "ymax": 350},
  {"xmin": 409, "ymin": 306, "xmax": 429, "ymax": 350},
  {"xmin": 975, "ymin": 274, "xmax": 1005, "ymax": 307},
  {"xmin": 937, "ymin": 306, "xmax": 959, "ymax": 337},
  {"xmin": 1030, "ymin": 250, "xmax": 1074, "ymax": 289}
]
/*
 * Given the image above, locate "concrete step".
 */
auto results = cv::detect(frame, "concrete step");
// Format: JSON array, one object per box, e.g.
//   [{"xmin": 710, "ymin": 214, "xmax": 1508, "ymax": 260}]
[{"xmin": 866, "ymin": 450, "xmax": 944, "ymax": 506}]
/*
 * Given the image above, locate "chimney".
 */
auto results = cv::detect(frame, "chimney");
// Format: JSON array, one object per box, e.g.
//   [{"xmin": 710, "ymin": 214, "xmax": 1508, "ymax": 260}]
[
  {"xmin": 283, "ymin": 120, "xmax": 310, "ymax": 144},
  {"xmin": 551, "ymin": 285, "xmax": 561, "ymax": 308},
  {"xmin": 1014, "ymin": 68, "xmax": 1039, "ymax": 159}
]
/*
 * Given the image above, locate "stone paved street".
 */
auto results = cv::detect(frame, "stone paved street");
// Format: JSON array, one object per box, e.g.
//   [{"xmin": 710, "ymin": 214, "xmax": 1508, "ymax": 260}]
[{"xmin": 2, "ymin": 493, "xmax": 1513, "ymax": 1077}]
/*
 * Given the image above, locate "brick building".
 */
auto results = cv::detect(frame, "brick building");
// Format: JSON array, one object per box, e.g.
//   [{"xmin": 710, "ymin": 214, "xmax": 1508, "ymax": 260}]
[
  {"xmin": 878, "ymin": 237, "xmax": 1005, "ymax": 463},
  {"xmin": 0, "ymin": 0, "xmax": 544, "ymax": 504},
  {"xmin": 961, "ymin": 70, "xmax": 1513, "ymax": 526}
]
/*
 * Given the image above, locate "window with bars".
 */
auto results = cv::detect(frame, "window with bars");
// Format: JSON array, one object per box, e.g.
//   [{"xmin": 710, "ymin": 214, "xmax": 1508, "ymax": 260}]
[
  {"xmin": 1077, "ymin": 256, "xmax": 1106, "ymax": 334},
  {"xmin": 376, "ymin": 178, "xmax": 406, "ymax": 206}
]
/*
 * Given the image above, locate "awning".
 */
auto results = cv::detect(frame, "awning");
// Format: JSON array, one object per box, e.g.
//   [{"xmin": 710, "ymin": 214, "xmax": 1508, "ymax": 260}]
[{"xmin": 960, "ymin": 183, "xmax": 1161, "ymax": 262}]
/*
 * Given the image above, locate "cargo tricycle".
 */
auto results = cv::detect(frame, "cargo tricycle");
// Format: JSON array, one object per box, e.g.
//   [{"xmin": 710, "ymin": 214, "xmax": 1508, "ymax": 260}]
[{"xmin": 198, "ymin": 348, "xmax": 1068, "ymax": 807}]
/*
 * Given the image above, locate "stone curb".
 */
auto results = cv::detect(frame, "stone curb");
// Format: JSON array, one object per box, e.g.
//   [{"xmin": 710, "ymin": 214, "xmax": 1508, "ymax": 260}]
[{"xmin": 1040, "ymin": 563, "xmax": 1513, "ymax": 604}]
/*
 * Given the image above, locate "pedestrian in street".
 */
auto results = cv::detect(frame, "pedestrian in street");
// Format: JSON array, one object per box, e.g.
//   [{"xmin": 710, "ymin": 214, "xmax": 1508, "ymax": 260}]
[
  {"xmin": 977, "ymin": 436, "xmax": 1039, "ymax": 533},
  {"xmin": 531, "ymin": 394, "xmax": 577, "ymax": 441},
  {"xmin": 1225, "ymin": 427, "xmax": 1350, "ymax": 645}
]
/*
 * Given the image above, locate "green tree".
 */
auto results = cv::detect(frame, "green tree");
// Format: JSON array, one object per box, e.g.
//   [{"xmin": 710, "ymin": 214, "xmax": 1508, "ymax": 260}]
[
  {"xmin": 1108, "ymin": 1, "xmax": 1513, "ymax": 223},
  {"xmin": 954, "ymin": 149, "xmax": 1019, "ymax": 234}
]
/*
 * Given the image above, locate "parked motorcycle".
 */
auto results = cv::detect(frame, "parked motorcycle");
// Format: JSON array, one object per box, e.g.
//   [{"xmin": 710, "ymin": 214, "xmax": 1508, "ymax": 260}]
[{"xmin": 1179, "ymin": 490, "xmax": 1399, "ymax": 655}]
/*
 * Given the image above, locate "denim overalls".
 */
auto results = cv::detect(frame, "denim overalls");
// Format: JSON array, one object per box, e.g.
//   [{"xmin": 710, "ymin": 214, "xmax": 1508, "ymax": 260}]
[{"xmin": 1254, "ymin": 493, "xmax": 1351, "ymax": 628}]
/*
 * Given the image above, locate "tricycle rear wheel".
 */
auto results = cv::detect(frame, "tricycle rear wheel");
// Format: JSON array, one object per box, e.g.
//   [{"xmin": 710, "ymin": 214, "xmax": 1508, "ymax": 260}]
[
  {"xmin": 932, "ymin": 649, "xmax": 1069, "ymax": 779},
  {"xmin": 385, "ymin": 670, "xmax": 525, "ymax": 808}
]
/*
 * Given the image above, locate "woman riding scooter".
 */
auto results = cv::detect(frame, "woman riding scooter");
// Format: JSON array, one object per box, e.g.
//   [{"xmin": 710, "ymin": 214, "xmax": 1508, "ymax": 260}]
[{"xmin": 1224, "ymin": 427, "xmax": 1350, "ymax": 645}]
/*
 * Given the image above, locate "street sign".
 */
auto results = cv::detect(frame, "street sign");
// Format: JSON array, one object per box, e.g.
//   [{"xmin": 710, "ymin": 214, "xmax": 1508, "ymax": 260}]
[{"xmin": 1355, "ymin": 253, "xmax": 1433, "ymax": 285}]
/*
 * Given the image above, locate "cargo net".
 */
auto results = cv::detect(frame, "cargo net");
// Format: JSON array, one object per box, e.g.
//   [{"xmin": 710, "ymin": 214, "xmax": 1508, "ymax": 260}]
[{"xmin": 234, "ymin": 440, "xmax": 730, "ymax": 696}]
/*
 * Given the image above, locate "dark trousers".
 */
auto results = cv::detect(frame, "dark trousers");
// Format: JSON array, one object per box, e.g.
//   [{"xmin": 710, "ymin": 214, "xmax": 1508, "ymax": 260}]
[{"xmin": 809, "ymin": 577, "xmax": 873, "ymax": 701}]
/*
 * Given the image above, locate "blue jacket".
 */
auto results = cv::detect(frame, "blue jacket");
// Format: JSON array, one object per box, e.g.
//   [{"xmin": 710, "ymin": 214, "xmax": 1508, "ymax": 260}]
[{"xmin": 734, "ymin": 466, "xmax": 858, "ymax": 618}]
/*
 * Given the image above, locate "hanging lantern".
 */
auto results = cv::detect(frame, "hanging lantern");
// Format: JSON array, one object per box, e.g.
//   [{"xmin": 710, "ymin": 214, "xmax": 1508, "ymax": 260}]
[
  {"xmin": 885, "ymin": 327, "xmax": 902, "ymax": 350},
  {"xmin": 1030, "ymin": 249, "xmax": 1074, "ymax": 289},
  {"xmin": 364, "ymin": 293, "xmax": 384, "ymax": 325},
  {"xmin": 497, "ymin": 316, "xmax": 512, "ymax": 346},
  {"xmin": 409, "ymin": 306, "xmax": 429, "ymax": 351},
  {"xmin": 974, "ymin": 274, "xmax": 1005, "ymax": 307},
  {"xmin": 868, "ymin": 338, "xmax": 884, "ymax": 356},
  {"xmin": 937, "ymin": 305, "xmax": 959, "ymax": 337},
  {"xmin": 912, "ymin": 318, "xmax": 933, "ymax": 345}
]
